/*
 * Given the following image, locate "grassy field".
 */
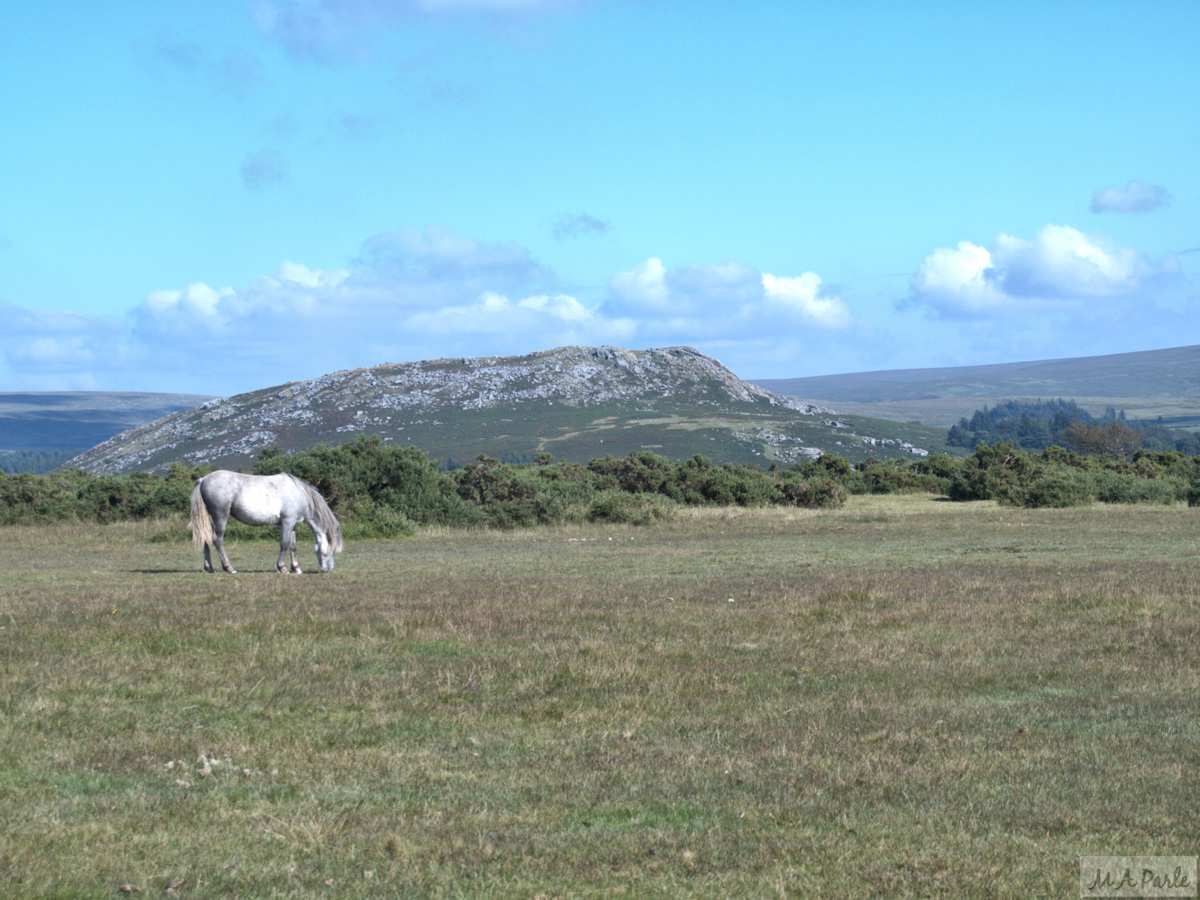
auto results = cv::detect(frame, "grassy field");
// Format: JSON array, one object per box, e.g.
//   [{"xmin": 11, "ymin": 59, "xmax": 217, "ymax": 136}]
[{"xmin": 1, "ymin": 496, "xmax": 1197, "ymax": 897}]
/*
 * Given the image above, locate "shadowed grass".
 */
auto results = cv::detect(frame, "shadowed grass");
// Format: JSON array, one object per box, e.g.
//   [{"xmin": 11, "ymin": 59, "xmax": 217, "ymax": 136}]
[{"xmin": 1, "ymin": 496, "xmax": 1197, "ymax": 897}]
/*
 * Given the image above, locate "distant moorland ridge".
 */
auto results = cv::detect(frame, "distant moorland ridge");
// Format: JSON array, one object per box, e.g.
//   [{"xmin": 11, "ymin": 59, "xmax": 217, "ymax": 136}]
[
  {"xmin": 756, "ymin": 344, "xmax": 1200, "ymax": 430},
  {"xmin": 0, "ymin": 391, "xmax": 216, "ymax": 452}
]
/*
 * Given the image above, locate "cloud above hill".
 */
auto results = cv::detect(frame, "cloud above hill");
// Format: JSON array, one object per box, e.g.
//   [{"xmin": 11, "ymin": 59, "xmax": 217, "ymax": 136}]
[
  {"xmin": 2, "ymin": 218, "xmax": 1185, "ymax": 395},
  {"xmin": 1, "ymin": 222, "xmax": 864, "ymax": 393},
  {"xmin": 608, "ymin": 258, "xmax": 852, "ymax": 334},
  {"xmin": 129, "ymin": 230, "xmax": 852, "ymax": 372},
  {"xmin": 905, "ymin": 224, "xmax": 1180, "ymax": 318}
]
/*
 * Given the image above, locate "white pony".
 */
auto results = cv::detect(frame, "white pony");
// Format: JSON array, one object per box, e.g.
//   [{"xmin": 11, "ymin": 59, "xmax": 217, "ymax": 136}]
[{"xmin": 189, "ymin": 471, "xmax": 343, "ymax": 574}]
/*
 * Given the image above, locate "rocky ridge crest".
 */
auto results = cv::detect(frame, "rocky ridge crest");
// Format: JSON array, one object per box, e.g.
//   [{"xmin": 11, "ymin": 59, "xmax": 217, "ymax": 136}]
[{"xmin": 65, "ymin": 345, "xmax": 931, "ymax": 474}]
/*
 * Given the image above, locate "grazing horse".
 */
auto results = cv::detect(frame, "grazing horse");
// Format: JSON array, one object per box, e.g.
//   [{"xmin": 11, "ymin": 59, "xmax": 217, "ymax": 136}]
[{"xmin": 189, "ymin": 471, "xmax": 343, "ymax": 574}]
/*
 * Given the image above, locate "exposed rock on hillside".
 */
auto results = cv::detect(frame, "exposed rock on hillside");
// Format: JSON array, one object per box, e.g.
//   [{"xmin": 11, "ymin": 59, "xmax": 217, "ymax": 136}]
[{"xmin": 65, "ymin": 345, "xmax": 934, "ymax": 474}]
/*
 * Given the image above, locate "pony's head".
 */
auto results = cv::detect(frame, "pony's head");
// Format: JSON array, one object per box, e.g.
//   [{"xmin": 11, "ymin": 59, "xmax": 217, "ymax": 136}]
[
  {"xmin": 295, "ymin": 476, "xmax": 342, "ymax": 572},
  {"xmin": 315, "ymin": 531, "xmax": 337, "ymax": 572}
]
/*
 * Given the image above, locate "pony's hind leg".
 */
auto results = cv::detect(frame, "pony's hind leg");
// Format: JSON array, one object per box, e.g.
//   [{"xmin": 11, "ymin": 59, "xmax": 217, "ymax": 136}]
[
  {"xmin": 211, "ymin": 514, "xmax": 236, "ymax": 573},
  {"xmin": 277, "ymin": 525, "xmax": 301, "ymax": 574},
  {"xmin": 202, "ymin": 543, "xmax": 214, "ymax": 573},
  {"xmin": 214, "ymin": 538, "xmax": 237, "ymax": 574}
]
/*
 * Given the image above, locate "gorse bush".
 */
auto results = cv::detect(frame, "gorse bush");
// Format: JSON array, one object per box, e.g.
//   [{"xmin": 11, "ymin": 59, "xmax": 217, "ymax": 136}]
[
  {"xmin": 0, "ymin": 464, "xmax": 200, "ymax": 525},
  {"xmin": 586, "ymin": 490, "xmax": 677, "ymax": 525},
  {"xmin": 840, "ymin": 457, "xmax": 951, "ymax": 496},
  {"xmin": 948, "ymin": 441, "xmax": 1197, "ymax": 508}
]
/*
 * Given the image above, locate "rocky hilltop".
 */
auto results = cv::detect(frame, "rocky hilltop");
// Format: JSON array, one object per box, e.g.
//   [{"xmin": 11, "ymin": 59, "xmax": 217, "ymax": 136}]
[{"xmin": 66, "ymin": 345, "xmax": 937, "ymax": 474}]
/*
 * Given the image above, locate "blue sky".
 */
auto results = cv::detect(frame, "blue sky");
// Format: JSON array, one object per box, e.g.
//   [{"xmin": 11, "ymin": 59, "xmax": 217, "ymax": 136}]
[{"xmin": 1, "ymin": 0, "xmax": 1196, "ymax": 396}]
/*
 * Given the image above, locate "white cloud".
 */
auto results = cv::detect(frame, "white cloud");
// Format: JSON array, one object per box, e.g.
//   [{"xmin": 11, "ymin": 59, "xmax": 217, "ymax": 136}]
[
  {"xmin": 7, "ymin": 336, "xmax": 95, "ymax": 367},
  {"xmin": 278, "ymin": 260, "xmax": 330, "ymax": 288},
  {"xmin": 141, "ymin": 282, "xmax": 233, "ymax": 330},
  {"xmin": 993, "ymin": 225, "xmax": 1174, "ymax": 298},
  {"xmin": 406, "ymin": 290, "xmax": 603, "ymax": 342},
  {"xmin": 517, "ymin": 293, "xmax": 593, "ymax": 323},
  {"xmin": 666, "ymin": 261, "xmax": 762, "ymax": 313},
  {"xmin": 1091, "ymin": 179, "xmax": 1171, "ymax": 214},
  {"xmin": 908, "ymin": 241, "xmax": 1007, "ymax": 315},
  {"xmin": 609, "ymin": 258, "xmax": 670, "ymax": 312},
  {"xmin": 907, "ymin": 224, "xmax": 1179, "ymax": 318},
  {"xmin": 762, "ymin": 273, "xmax": 851, "ymax": 328},
  {"xmin": 608, "ymin": 258, "xmax": 853, "ymax": 334}
]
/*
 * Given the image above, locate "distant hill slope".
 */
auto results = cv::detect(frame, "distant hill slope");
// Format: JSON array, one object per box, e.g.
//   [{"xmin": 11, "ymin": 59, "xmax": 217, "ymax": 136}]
[
  {"xmin": 756, "ymin": 345, "xmax": 1200, "ymax": 430},
  {"xmin": 0, "ymin": 392, "xmax": 216, "ymax": 452},
  {"xmin": 64, "ymin": 346, "xmax": 946, "ymax": 474}
]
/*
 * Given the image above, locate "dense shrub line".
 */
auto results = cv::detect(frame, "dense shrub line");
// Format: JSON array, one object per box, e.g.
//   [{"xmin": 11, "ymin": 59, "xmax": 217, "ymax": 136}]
[
  {"xmin": 948, "ymin": 442, "xmax": 1200, "ymax": 508},
  {"xmin": 3, "ymin": 436, "xmax": 1199, "ymax": 531},
  {"xmin": 0, "ymin": 465, "xmax": 198, "ymax": 525}
]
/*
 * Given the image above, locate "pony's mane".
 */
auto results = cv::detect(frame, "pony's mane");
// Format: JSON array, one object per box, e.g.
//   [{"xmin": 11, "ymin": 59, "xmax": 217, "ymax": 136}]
[{"xmin": 288, "ymin": 474, "xmax": 344, "ymax": 551}]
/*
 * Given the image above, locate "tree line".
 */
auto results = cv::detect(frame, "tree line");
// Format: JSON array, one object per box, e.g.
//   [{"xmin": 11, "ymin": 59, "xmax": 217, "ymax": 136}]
[
  {"xmin": 0, "ymin": 449, "xmax": 81, "ymax": 475},
  {"xmin": 947, "ymin": 399, "xmax": 1200, "ymax": 455}
]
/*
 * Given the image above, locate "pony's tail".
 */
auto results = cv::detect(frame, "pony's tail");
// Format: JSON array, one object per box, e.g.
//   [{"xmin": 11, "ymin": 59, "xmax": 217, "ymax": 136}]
[{"xmin": 190, "ymin": 479, "xmax": 213, "ymax": 550}]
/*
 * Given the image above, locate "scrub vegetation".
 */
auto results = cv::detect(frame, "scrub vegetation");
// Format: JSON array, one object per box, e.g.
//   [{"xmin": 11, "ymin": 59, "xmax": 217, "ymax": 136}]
[{"xmin": 2, "ymin": 436, "xmax": 1199, "ymax": 534}]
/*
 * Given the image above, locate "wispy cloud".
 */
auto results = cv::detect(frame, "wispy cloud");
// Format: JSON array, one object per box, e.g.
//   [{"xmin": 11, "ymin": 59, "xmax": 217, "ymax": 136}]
[
  {"xmin": 1091, "ymin": 179, "xmax": 1172, "ymax": 214},
  {"xmin": 135, "ymin": 31, "xmax": 267, "ymax": 97},
  {"xmin": 240, "ymin": 149, "xmax": 288, "ymax": 189},
  {"xmin": 553, "ymin": 212, "xmax": 610, "ymax": 240},
  {"xmin": 253, "ymin": 0, "xmax": 579, "ymax": 62},
  {"xmin": 336, "ymin": 113, "xmax": 372, "ymax": 138},
  {"xmin": 0, "ymin": 303, "xmax": 127, "ymax": 391}
]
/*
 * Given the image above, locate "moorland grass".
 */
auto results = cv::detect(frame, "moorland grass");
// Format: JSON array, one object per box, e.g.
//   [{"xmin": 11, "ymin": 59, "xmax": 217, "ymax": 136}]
[{"xmin": 0, "ymin": 496, "xmax": 1197, "ymax": 897}]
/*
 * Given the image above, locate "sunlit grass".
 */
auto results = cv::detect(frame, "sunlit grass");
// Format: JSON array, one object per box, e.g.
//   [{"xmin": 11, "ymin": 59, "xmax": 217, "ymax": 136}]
[{"xmin": 1, "ymin": 495, "xmax": 1197, "ymax": 897}]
